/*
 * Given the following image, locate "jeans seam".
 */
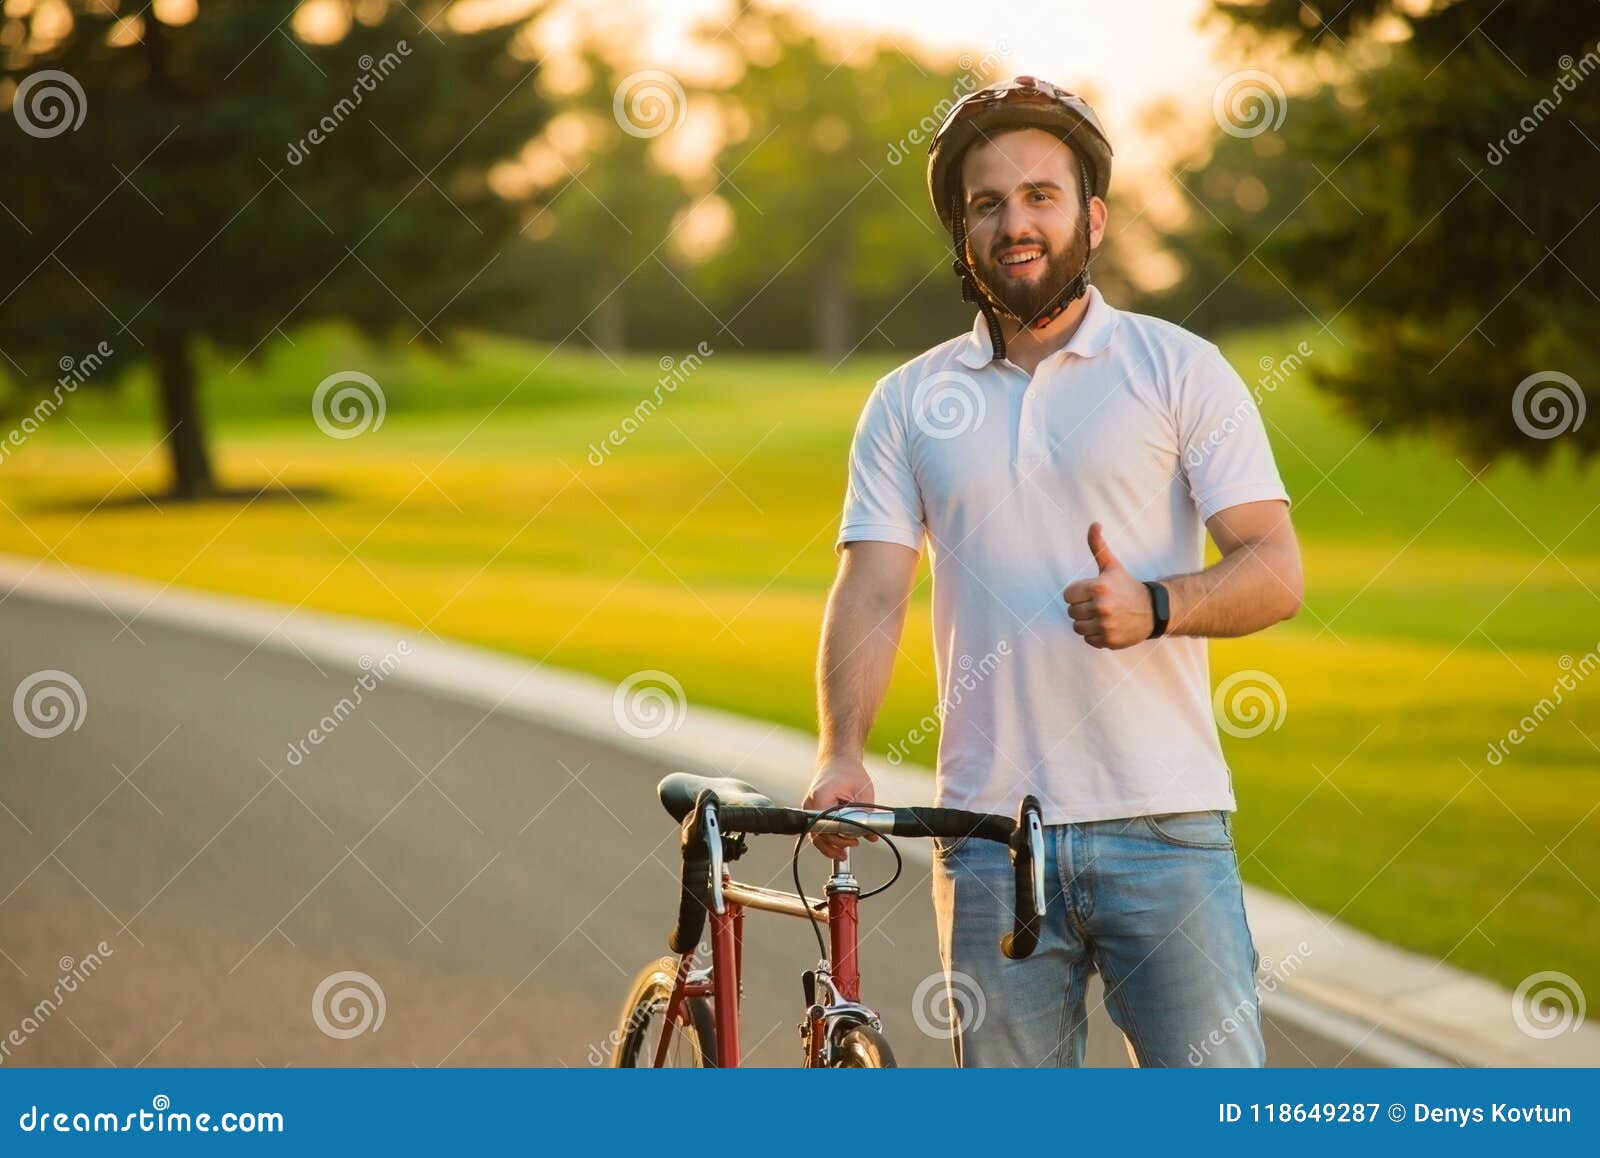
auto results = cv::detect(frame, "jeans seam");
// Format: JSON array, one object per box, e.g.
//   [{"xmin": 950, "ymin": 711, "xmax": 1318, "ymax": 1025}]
[
  {"xmin": 1141, "ymin": 812, "xmax": 1234, "ymax": 850},
  {"xmin": 1055, "ymin": 961, "xmax": 1089, "ymax": 1068},
  {"xmin": 1095, "ymin": 956, "xmax": 1150, "ymax": 1066},
  {"xmin": 1078, "ymin": 826, "xmax": 1095, "ymax": 924},
  {"xmin": 1054, "ymin": 975, "xmax": 1071, "ymax": 1068},
  {"xmin": 1230, "ymin": 845, "xmax": 1262, "ymax": 977}
]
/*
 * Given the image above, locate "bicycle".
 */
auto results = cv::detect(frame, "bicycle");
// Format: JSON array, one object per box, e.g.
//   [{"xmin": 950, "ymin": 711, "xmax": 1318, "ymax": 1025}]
[{"xmin": 611, "ymin": 772, "xmax": 1045, "ymax": 1067}]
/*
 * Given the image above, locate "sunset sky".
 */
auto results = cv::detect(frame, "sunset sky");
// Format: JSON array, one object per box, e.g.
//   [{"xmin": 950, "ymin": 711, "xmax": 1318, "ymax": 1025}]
[
  {"xmin": 515, "ymin": 0, "xmax": 1258, "ymax": 280},
  {"xmin": 531, "ymin": 0, "xmax": 1236, "ymax": 150}
]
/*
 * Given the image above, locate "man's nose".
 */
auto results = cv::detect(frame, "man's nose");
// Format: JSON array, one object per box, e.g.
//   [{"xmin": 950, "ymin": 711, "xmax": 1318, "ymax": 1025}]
[{"xmin": 994, "ymin": 198, "xmax": 1027, "ymax": 240}]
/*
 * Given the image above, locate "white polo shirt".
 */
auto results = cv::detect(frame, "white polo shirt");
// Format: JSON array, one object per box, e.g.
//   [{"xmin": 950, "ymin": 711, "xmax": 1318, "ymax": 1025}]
[{"xmin": 835, "ymin": 287, "xmax": 1290, "ymax": 824}]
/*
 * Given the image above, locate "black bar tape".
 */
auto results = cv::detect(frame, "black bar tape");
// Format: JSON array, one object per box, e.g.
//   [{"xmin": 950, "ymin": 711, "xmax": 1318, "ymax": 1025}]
[
  {"xmin": 714, "ymin": 805, "xmax": 815, "ymax": 835},
  {"xmin": 666, "ymin": 789, "xmax": 717, "ymax": 954},
  {"xmin": 1000, "ymin": 795, "xmax": 1043, "ymax": 960},
  {"xmin": 888, "ymin": 807, "xmax": 1012, "ymax": 844},
  {"xmin": 667, "ymin": 844, "xmax": 710, "ymax": 955}
]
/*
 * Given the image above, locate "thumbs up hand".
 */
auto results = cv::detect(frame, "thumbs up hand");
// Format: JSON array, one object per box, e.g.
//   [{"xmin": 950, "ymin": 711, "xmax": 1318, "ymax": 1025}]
[{"xmin": 1062, "ymin": 522, "xmax": 1155, "ymax": 650}]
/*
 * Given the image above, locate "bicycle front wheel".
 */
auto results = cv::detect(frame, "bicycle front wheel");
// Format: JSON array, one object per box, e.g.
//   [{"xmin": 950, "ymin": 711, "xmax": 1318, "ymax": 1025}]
[
  {"xmin": 829, "ymin": 1023, "xmax": 897, "ymax": 1068},
  {"xmin": 611, "ymin": 955, "xmax": 718, "ymax": 1068}
]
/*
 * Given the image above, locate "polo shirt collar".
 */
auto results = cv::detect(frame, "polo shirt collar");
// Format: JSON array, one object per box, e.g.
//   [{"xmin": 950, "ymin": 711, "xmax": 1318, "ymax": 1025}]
[{"xmin": 955, "ymin": 285, "xmax": 1119, "ymax": 369}]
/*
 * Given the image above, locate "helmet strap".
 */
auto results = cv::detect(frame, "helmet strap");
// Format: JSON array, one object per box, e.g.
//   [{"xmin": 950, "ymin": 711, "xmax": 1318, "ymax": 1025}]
[
  {"xmin": 949, "ymin": 157, "xmax": 1098, "ymax": 361},
  {"xmin": 949, "ymin": 188, "xmax": 1010, "ymax": 363}
]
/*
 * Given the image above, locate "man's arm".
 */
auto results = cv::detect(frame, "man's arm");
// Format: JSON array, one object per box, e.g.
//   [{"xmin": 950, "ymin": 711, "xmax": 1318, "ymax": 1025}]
[
  {"xmin": 1166, "ymin": 499, "xmax": 1302, "ymax": 638},
  {"xmin": 804, "ymin": 540, "xmax": 920, "ymax": 856},
  {"xmin": 1064, "ymin": 500, "xmax": 1302, "ymax": 649}
]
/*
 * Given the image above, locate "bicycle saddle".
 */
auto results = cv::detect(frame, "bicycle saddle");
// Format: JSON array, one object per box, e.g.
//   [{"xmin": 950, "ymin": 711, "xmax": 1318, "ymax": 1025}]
[{"xmin": 657, "ymin": 773, "xmax": 777, "ymax": 822}]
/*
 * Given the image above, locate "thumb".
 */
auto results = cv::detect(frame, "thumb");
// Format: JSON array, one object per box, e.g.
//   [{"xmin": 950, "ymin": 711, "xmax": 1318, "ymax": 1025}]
[{"xmin": 1087, "ymin": 521, "xmax": 1123, "ymax": 573}]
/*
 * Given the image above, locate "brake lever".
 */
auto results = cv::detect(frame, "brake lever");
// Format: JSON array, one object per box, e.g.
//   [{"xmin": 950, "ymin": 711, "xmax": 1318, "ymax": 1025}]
[
  {"xmin": 1025, "ymin": 804, "xmax": 1045, "ymax": 919},
  {"xmin": 702, "ymin": 801, "xmax": 726, "ymax": 915},
  {"xmin": 1000, "ymin": 794, "xmax": 1044, "ymax": 960}
]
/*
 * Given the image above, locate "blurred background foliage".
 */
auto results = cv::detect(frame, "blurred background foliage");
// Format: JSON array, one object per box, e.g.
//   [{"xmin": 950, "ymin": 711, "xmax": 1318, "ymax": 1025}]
[
  {"xmin": 6, "ymin": 0, "xmax": 1595, "ymax": 492},
  {"xmin": 1183, "ymin": 0, "xmax": 1600, "ymax": 466}
]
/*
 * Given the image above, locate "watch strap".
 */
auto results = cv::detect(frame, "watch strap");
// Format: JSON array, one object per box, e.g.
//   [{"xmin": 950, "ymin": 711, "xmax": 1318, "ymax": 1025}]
[{"xmin": 1144, "ymin": 580, "xmax": 1170, "ymax": 639}]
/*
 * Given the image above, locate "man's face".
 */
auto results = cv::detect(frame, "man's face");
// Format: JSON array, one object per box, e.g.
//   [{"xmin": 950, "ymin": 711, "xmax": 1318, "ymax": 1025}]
[{"xmin": 960, "ymin": 128, "xmax": 1101, "ymax": 323}]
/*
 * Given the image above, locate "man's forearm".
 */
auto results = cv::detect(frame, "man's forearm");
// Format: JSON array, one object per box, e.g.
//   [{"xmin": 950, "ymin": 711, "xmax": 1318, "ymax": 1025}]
[
  {"xmin": 816, "ymin": 585, "xmax": 909, "ymax": 757},
  {"xmin": 1163, "ymin": 536, "xmax": 1302, "ymax": 638}
]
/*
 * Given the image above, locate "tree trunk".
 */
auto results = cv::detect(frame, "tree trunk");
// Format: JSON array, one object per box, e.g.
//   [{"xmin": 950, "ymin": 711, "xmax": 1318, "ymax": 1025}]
[
  {"xmin": 812, "ymin": 264, "xmax": 853, "ymax": 361},
  {"xmin": 155, "ymin": 339, "xmax": 216, "ymax": 500},
  {"xmin": 592, "ymin": 291, "xmax": 625, "ymax": 355}
]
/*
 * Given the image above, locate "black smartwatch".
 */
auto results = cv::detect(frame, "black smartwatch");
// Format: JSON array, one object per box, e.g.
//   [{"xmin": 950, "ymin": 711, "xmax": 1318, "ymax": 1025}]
[{"xmin": 1143, "ymin": 581, "xmax": 1170, "ymax": 639}]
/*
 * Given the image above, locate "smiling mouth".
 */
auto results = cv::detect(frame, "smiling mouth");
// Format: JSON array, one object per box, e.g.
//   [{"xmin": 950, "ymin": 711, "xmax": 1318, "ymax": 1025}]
[{"xmin": 996, "ymin": 247, "xmax": 1044, "ymax": 272}]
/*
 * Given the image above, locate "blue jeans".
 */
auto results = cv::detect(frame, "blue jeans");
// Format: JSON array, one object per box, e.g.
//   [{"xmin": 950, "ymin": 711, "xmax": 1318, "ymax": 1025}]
[{"xmin": 930, "ymin": 810, "xmax": 1265, "ymax": 1067}]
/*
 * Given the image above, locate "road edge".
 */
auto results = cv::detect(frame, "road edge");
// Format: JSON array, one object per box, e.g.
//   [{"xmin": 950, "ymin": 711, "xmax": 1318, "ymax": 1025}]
[{"xmin": 3, "ymin": 553, "xmax": 1594, "ymax": 1068}]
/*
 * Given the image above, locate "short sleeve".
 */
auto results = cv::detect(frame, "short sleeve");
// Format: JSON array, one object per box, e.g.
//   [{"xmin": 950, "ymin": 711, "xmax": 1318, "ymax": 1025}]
[
  {"xmin": 835, "ymin": 377, "xmax": 924, "ymax": 554},
  {"xmin": 1176, "ymin": 344, "xmax": 1291, "ymax": 522}
]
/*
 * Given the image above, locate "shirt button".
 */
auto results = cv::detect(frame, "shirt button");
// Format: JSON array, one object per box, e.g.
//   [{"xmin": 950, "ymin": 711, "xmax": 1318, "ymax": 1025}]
[
  {"xmin": 1026, "ymin": 426, "xmax": 1036, "ymax": 435},
  {"xmin": 1027, "ymin": 390, "xmax": 1037, "ymax": 399}
]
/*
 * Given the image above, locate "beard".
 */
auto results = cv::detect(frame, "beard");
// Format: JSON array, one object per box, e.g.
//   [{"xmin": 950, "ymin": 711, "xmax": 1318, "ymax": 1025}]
[{"xmin": 969, "ymin": 223, "xmax": 1091, "ymax": 326}]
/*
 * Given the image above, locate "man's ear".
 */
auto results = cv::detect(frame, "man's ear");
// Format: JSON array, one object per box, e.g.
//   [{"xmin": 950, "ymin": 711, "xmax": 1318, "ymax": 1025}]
[{"xmin": 1087, "ymin": 194, "xmax": 1109, "ymax": 250}]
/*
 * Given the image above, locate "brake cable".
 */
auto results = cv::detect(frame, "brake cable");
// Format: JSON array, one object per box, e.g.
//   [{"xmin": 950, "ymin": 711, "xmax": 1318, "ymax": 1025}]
[{"xmin": 790, "ymin": 802, "xmax": 904, "ymax": 962}]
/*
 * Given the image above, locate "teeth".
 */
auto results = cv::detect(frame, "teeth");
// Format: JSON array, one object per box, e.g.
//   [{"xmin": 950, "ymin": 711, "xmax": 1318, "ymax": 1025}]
[{"xmin": 1000, "ymin": 250, "xmax": 1041, "ymax": 265}]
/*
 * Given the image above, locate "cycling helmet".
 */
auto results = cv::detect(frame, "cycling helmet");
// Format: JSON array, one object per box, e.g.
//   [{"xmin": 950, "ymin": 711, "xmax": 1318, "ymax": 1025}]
[{"xmin": 926, "ymin": 76, "xmax": 1113, "ymax": 360}]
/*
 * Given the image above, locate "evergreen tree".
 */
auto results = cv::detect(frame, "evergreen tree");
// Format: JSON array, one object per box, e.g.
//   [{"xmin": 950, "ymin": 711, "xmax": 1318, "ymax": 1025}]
[
  {"xmin": 1, "ymin": 1, "xmax": 549, "ymax": 496},
  {"xmin": 1201, "ymin": 0, "xmax": 1599, "ymax": 464}
]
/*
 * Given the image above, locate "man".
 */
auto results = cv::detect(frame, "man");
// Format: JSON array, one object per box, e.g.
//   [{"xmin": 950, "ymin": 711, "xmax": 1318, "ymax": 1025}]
[{"xmin": 804, "ymin": 77, "xmax": 1303, "ymax": 1067}]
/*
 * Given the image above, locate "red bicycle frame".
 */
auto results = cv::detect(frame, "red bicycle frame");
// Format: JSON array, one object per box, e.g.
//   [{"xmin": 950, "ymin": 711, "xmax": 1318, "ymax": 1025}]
[{"xmin": 654, "ymin": 857, "xmax": 865, "ymax": 1068}]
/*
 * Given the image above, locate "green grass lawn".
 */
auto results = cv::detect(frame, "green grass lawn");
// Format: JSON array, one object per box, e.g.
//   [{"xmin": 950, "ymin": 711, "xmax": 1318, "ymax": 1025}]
[{"xmin": 2, "ymin": 322, "xmax": 1597, "ymax": 995}]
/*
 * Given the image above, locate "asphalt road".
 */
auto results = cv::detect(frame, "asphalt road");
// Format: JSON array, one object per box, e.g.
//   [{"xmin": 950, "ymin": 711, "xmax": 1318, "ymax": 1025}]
[{"xmin": 0, "ymin": 589, "xmax": 1375, "ymax": 1067}]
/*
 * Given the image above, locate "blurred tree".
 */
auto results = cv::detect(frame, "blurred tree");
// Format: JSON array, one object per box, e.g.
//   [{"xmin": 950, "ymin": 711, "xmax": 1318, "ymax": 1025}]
[
  {"xmin": 695, "ymin": 8, "xmax": 999, "ymax": 360},
  {"xmin": 1200, "ymin": 0, "xmax": 1600, "ymax": 465},
  {"xmin": 514, "ymin": 50, "xmax": 695, "ymax": 355},
  {"xmin": 1138, "ymin": 93, "xmax": 1316, "ymax": 335},
  {"xmin": 0, "ymin": 0, "xmax": 548, "ymax": 497}
]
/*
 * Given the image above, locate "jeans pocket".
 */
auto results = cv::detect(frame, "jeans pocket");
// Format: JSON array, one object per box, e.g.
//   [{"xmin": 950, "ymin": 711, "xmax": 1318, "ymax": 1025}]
[
  {"xmin": 932, "ymin": 833, "xmax": 970, "ymax": 859},
  {"xmin": 1142, "ymin": 810, "xmax": 1234, "ymax": 849}
]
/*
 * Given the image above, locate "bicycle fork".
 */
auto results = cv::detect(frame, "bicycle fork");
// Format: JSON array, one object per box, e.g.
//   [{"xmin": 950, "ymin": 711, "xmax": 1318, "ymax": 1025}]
[{"xmin": 799, "ymin": 850, "xmax": 884, "ymax": 1066}]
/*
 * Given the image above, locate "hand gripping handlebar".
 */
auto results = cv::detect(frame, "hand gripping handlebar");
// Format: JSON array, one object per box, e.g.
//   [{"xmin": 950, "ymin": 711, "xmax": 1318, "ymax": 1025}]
[{"xmin": 668, "ymin": 789, "xmax": 1047, "ymax": 960}]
